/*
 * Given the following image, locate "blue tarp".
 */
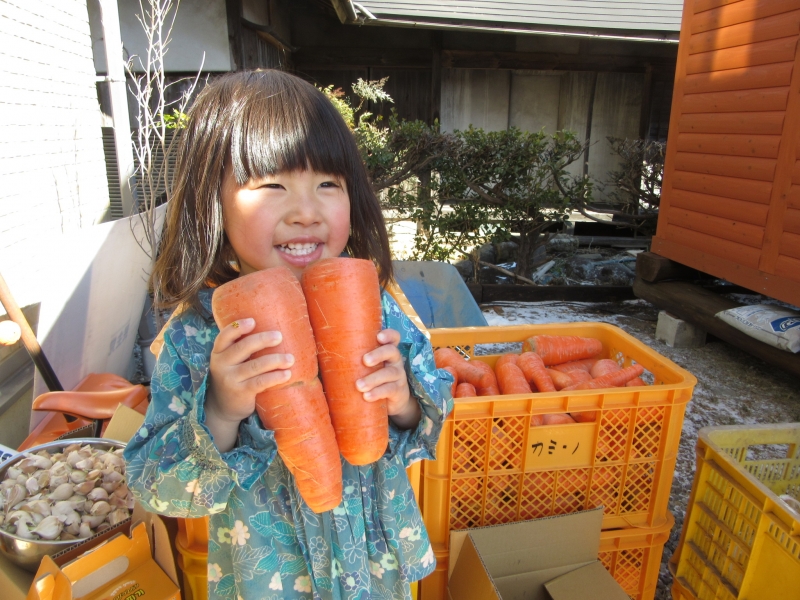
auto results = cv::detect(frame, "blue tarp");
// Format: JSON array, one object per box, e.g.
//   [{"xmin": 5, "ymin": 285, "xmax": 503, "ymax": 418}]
[{"xmin": 392, "ymin": 261, "xmax": 487, "ymax": 329}]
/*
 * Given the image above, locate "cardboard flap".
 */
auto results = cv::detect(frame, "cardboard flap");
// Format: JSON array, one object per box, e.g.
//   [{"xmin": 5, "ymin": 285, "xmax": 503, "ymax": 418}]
[
  {"xmin": 102, "ymin": 404, "xmax": 145, "ymax": 443},
  {"xmin": 448, "ymin": 536, "xmax": 502, "ymax": 600},
  {"xmin": 61, "ymin": 523, "xmax": 150, "ymax": 584},
  {"xmin": 544, "ymin": 561, "xmax": 630, "ymax": 600},
  {"xmin": 492, "ymin": 562, "xmax": 597, "ymax": 600},
  {"xmin": 452, "ymin": 509, "xmax": 604, "ymax": 580},
  {"xmin": 26, "ymin": 557, "xmax": 71, "ymax": 600}
]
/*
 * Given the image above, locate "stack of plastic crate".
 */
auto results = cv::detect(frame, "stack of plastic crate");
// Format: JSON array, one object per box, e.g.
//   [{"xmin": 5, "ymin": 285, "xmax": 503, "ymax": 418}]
[
  {"xmin": 419, "ymin": 323, "xmax": 697, "ymax": 600},
  {"xmin": 670, "ymin": 424, "xmax": 800, "ymax": 600}
]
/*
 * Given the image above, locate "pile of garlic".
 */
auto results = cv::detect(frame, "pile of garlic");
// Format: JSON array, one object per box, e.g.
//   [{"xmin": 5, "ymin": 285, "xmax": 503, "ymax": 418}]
[{"xmin": 0, "ymin": 444, "xmax": 133, "ymax": 542}]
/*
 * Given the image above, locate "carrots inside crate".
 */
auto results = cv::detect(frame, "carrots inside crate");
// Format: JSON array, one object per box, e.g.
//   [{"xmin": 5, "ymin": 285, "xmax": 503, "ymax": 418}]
[{"xmin": 423, "ymin": 323, "xmax": 696, "ymax": 543}]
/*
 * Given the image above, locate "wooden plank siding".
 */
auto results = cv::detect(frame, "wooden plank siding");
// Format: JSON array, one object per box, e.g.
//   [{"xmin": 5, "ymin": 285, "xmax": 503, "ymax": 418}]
[{"xmin": 653, "ymin": 0, "xmax": 800, "ymax": 305}]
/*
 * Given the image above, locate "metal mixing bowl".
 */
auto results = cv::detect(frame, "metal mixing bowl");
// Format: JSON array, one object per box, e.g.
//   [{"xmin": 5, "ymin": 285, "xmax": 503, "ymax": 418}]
[{"xmin": 0, "ymin": 438, "xmax": 127, "ymax": 571}]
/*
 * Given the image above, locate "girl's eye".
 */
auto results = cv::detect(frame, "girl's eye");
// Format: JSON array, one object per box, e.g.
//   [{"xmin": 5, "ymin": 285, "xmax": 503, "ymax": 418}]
[
  {"xmin": 320, "ymin": 181, "xmax": 341, "ymax": 189},
  {"xmin": 261, "ymin": 183, "xmax": 284, "ymax": 190}
]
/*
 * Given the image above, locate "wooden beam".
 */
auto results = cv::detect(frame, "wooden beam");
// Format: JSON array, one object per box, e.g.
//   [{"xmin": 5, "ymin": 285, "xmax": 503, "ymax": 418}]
[
  {"xmin": 476, "ymin": 284, "xmax": 636, "ymax": 303},
  {"xmin": 575, "ymin": 235, "xmax": 651, "ymax": 248},
  {"xmin": 225, "ymin": 0, "xmax": 244, "ymax": 71},
  {"xmin": 294, "ymin": 47, "xmax": 434, "ymax": 69},
  {"xmin": 442, "ymin": 49, "xmax": 675, "ymax": 73},
  {"xmin": 636, "ymin": 251, "xmax": 702, "ymax": 283},
  {"xmin": 430, "ymin": 31, "xmax": 442, "ymax": 124},
  {"xmin": 633, "ymin": 278, "xmax": 800, "ymax": 378}
]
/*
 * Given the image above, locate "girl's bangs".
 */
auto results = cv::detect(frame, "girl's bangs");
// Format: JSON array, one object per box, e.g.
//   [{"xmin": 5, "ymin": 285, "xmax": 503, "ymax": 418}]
[{"xmin": 228, "ymin": 85, "xmax": 354, "ymax": 185}]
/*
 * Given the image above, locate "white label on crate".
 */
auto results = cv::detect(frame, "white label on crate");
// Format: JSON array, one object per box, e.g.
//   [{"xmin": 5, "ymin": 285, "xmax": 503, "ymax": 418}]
[{"xmin": 526, "ymin": 423, "xmax": 596, "ymax": 469}]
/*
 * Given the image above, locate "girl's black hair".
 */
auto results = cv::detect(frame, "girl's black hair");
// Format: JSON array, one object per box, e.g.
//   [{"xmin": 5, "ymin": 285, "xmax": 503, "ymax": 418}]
[{"xmin": 151, "ymin": 69, "xmax": 392, "ymax": 312}]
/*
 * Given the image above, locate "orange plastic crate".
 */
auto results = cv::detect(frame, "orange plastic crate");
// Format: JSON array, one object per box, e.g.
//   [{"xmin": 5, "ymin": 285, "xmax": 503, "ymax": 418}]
[
  {"xmin": 423, "ymin": 323, "xmax": 695, "ymax": 547},
  {"xmin": 419, "ymin": 512, "xmax": 674, "ymax": 600}
]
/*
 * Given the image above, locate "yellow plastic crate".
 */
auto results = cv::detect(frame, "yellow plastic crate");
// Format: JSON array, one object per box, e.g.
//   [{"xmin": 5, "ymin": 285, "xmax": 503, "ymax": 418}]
[
  {"xmin": 671, "ymin": 578, "xmax": 694, "ymax": 600},
  {"xmin": 671, "ymin": 424, "xmax": 800, "ymax": 600},
  {"xmin": 419, "ymin": 512, "xmax": 674, "ymax": 600},
  {"xmin": 423, "ymin": 323, "xmax": 695, "ymax": 547}
]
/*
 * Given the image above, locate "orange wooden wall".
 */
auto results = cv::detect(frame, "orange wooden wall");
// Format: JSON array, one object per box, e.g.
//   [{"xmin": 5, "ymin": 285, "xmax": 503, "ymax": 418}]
[{"xmin": 654, "ymin": 0, "xmax": 800, "ymax": 306}]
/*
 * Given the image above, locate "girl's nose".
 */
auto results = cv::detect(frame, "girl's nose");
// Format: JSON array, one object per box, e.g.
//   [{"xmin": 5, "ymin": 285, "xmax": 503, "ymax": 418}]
[{"xmin": 287, "ymin": 190, "xmax": 321, "ymax": 225}]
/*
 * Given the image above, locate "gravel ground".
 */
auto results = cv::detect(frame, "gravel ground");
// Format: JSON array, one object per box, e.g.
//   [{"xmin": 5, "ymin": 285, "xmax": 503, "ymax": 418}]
[{"xmin": 478, "ymin": 297, "xmax": 800, "ymax": 599}]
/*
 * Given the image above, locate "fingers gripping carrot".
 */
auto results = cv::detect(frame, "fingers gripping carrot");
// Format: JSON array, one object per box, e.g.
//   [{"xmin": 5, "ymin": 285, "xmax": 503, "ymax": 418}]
[
  {"xmin": 212, "ymin": 267, "xmax": 342, "ymax": 513},
  {"xmin": 626, "ymin": 376, "xmax": 647, "ymax": 387},
  {"xmin": 522, "ymin": 335, "xmax": 603, "ymax": 366},
  {"xmin": 302, "ymin": 258, "xmax": 388, "ymax": 466}
]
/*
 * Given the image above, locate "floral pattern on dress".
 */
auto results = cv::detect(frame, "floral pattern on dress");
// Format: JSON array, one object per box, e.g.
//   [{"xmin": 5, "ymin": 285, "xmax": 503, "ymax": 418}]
[{"xmin": 124, "ymin": 288, "xmax": 454, "ymax": 600}]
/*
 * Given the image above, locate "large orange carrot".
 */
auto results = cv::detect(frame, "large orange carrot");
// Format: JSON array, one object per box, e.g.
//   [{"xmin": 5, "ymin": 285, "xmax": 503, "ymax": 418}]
[
  {"xmin": 590, "ymin": 359, "xmax": 621, "ymax": 379},
  {"xmin": 542, "ymin": 413, "xmax": 577, "ymax": 425},
  {"xmin": 568, "ymin": 370, "xmax": 593, "ymax": 385},
  {"xmin": 626, "ymin": 376, "xmax": 647, "ymax": 387},
  {"xmin": 212, "ymin": 267, "xmax": 342, "ymax": 512},
  {"xmin": 434, "ymin": 348, "xmax": 484, "ymax": 385},
  {"xmin": 522, "ymin": 335, "xmax": 603, "ymax": 366},
  {"xmin": 570, "ymin": 411, "xmax": 597, "ymax": 423},
  {"xmin": 455, "ymin": 382, "xmax": 477, "ymax": 398},
  {"xmin": 302, "ymin": 258, "xmax": 388, "ymax": 466},
  {"xmin": 496, "ymin": 363, "xmax": 532, "ymax": 395},
  {"xmin": 565, "ymin": 364, "xmax": 645, "ymax": 391},
  {"xmin": 546, "ymin": 368, "xmax": 574, "ymax": 390},
  {"xmin": 495, "ymin": 354, "xmax": 519, "ymax": 369},
  {"xmin": 551, "ymin": 358, "xmax": 598, "ymax": 374},
  {"xmin": 517, "ymin": 352, "xmax": 556, "ymax": 393},
  {"xmin": 472, "ymin": 360, "xmax": 500, "ymax": 395}
]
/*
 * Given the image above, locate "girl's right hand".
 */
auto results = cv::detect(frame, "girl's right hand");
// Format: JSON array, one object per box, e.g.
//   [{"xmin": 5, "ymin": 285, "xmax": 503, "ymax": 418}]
[{"xmin": 205, "ymin": 318, "xmax": 294, "ymax": 424}]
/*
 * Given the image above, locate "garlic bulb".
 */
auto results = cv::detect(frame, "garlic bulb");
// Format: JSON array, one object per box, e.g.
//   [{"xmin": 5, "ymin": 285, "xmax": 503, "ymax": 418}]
[{"xmin": 0, "ymin": 444, "xmax": 132, "ymax": 542}]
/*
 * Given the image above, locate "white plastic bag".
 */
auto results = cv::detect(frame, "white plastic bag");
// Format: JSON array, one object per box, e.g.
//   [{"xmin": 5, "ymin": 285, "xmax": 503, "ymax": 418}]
[{"xmin": 715, "ymin": 305, "xmax": 800, "ymax": 353}]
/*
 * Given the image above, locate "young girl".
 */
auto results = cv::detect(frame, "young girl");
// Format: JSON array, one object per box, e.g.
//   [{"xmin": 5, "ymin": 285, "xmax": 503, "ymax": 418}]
[{"xmin": 123, "ymin": 70, "xmax": 454, "ymax": 600}]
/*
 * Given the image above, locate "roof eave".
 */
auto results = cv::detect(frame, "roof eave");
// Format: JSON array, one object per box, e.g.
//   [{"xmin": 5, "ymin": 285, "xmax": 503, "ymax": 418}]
[{"xmin": 334, "ymin": 1, "xmax": 680, "ymax": 44}]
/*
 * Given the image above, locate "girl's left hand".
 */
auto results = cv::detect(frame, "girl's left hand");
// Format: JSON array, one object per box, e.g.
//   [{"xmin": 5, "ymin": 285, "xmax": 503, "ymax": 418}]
[{"xmin": 357, "ymin": 329, "xmax": 421, "ymax": 430}]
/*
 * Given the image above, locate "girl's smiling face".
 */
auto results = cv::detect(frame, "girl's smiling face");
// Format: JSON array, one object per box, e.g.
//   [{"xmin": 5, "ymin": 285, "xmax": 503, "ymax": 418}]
[{"xmin": 221, "ymin": 168, "xmax": 351, "ymax": 278}]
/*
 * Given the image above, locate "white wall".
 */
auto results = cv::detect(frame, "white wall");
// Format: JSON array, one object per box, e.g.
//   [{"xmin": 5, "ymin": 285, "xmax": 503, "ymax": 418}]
[
  {"xmin": 0, "ymin": 0, "xmax": 112, "ymax": 445},
  {"xmin": 0, "ymin": 0, "xmax": 110, "ymax": 270},
  {"xmin": 440, "ymin": 67, "xmax": 644, "ymax": 198},
  {"xmin": 90, "ymin": 0, "xmax": 230, "ymax": 73}
]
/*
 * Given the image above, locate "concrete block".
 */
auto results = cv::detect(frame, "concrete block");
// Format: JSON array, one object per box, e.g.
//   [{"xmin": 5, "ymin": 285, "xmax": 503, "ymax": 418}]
[{"xmin": 656, "ymin": 311, "xmax": 707, "ymax": 348}]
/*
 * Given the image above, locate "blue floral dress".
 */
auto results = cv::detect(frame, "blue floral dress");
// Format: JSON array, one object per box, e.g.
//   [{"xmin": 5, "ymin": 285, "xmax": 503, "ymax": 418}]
[{"xmin": 123, "ymin": 288, "xmax": 454, "ymax": 600}]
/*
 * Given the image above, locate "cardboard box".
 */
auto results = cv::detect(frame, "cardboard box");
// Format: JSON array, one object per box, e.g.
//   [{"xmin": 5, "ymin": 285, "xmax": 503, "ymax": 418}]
[
  {"xmin": 0, "ymin": 405, "xmax": 178, "ymax": 600},
  {"xmin": 27, "ymin": 522, "xmax": 179, "ymax": 600},
  {"xmin": 448, "ymin": 508, "xmax": 629, "ymax": 600}
]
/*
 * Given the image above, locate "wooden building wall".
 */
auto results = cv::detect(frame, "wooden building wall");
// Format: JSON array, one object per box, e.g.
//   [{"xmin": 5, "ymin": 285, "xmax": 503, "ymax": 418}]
[{"xmin": 654, "ymin": 0, "xmax": 800, "ymax": 306}]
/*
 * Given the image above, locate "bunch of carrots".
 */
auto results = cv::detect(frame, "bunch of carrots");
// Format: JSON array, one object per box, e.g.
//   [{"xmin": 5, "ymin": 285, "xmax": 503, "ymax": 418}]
[
  {"xmin": 435, "ymin": 334, "xmax": 647, "ymax": 425},
  {"xmin": 211, "ymin": 258, "xmax": 387, "ymax": 513}
]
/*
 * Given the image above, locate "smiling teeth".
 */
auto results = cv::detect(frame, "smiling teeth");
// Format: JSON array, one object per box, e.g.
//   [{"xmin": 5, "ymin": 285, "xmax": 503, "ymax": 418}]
[{"xmin": 279, "ymin": 243, "xmax": 318, "ymax": 256}]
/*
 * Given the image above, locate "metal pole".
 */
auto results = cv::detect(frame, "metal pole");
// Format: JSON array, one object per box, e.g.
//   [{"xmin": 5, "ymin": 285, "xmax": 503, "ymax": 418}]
[{"xmin": 0, "ymin": 271, "xmax": 64, "ymax": 392}]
